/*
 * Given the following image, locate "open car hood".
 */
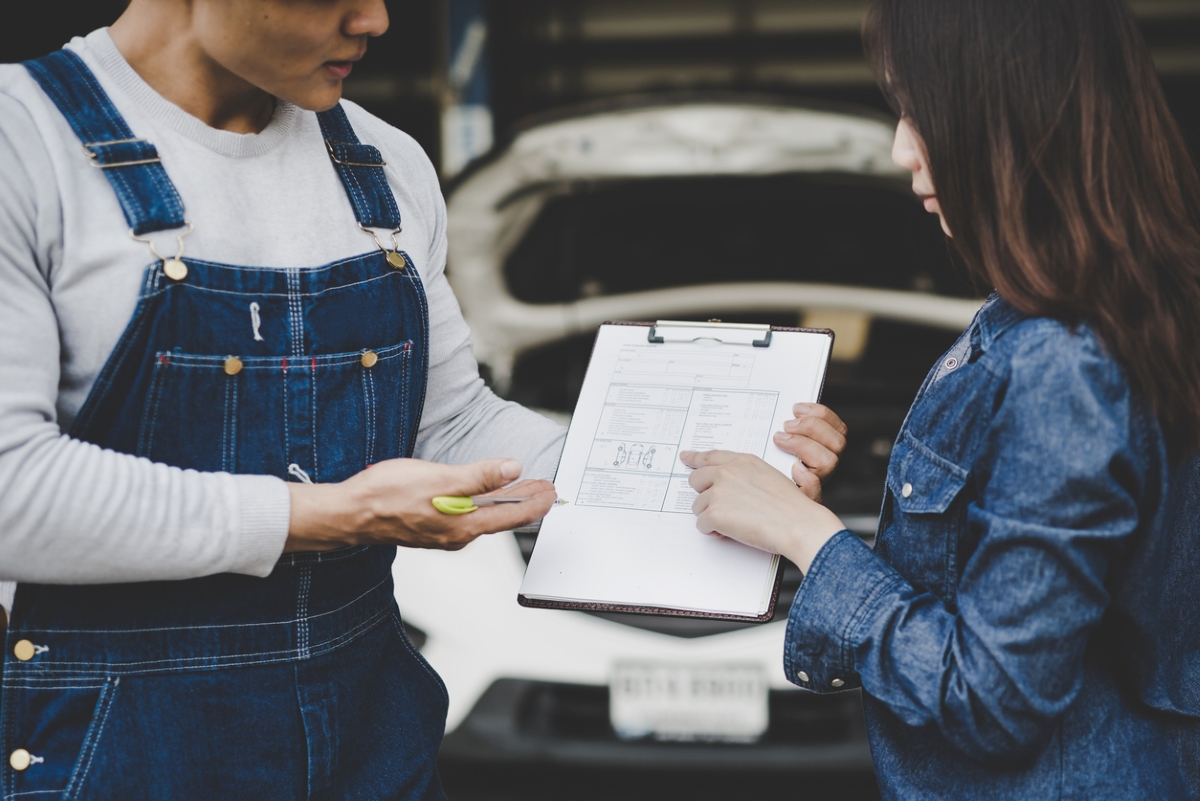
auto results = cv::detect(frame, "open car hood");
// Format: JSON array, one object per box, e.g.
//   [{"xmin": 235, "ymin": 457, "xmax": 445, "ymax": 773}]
[{"xmin": 445, "ymin": 98, "xmax": 980, "ymax": 389}]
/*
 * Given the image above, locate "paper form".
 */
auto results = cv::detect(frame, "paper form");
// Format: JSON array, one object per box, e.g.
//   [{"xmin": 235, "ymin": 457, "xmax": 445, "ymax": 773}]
[{"xmin": 520, "ymin": 324, "xmax": 833, "ymax": 619}]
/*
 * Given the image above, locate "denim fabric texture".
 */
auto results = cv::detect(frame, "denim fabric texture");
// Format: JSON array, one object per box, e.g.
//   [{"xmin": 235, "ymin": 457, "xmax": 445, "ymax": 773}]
[
  {"xmin": 785, "ymin": 294, "xmax": 1200, "ymax": 799},
  {"xmin": 1, "ymin": 53, "xmax": 447, "ymax": 800},
  {"xmin": 23, "ymin": 50, "xmax": 186, "ymax": 236}
]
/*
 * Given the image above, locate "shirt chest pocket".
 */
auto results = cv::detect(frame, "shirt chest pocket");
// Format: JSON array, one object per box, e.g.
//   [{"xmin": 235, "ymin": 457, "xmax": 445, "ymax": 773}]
[{"xmin": 879, "ymin": 433, "xmax": 972, "ymax": 601}]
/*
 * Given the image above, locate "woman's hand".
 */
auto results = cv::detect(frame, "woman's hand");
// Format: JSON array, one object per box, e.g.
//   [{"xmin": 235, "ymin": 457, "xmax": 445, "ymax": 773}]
[
  {"xmin": 681, "ymin": 450, "xmax": 846, "ymax": 574},
  {"xmin": 771, "ymin": 403, "xmax": 848, "ymax": 502},
  {"xmin": 285, "ymin": 458, "xmax": 557, "ymax": 553}
]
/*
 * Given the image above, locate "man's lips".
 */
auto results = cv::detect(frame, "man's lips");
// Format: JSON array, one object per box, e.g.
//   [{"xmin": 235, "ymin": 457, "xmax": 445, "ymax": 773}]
[{"xmin": 325, "ymin": 61, "xmax": 355, "ymax": 80}]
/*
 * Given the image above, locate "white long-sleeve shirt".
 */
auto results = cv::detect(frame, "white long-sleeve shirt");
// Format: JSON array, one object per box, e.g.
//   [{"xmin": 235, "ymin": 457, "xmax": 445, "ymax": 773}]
[{"xmin": 0, "ymin": 29, "xmax": 564, "ymax": 605}]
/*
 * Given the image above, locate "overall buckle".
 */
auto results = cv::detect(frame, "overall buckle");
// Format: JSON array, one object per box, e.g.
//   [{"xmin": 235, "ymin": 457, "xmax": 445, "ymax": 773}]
[{"xmin": 81, "ymin": 137, "xmax": 162, "ymax": 169}]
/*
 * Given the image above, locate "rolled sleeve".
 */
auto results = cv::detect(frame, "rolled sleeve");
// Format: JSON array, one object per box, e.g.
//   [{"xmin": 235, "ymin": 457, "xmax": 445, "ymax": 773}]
[{"xmin": 784, "ymin": 530, "xmax": 905, "ymax": 692}]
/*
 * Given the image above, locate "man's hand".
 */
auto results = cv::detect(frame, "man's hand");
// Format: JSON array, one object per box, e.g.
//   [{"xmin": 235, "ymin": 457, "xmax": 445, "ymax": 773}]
[
  {"xmin": 285, "ymin": 458, "xmax": 557, "ymax": 553},
  {"xmin": 771, "ymin": 403, "xmax": 848, "ymax": 502}
]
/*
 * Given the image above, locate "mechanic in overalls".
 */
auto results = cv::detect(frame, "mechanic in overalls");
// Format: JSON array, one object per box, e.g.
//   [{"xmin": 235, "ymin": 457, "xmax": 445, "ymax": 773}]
[{"xmin": 0, "ymin": 0, "xmax": 849, "ymax": 797}]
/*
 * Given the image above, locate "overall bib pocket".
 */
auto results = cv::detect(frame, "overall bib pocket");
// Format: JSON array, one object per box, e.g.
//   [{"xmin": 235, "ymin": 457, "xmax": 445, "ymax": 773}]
[
  {"xmin": 135, "ymin": 341, "xmax": 414, "ymax": 480},
  {"xmin": 2, "ymin": 676, "xmax": 119, "ymax": 800}
]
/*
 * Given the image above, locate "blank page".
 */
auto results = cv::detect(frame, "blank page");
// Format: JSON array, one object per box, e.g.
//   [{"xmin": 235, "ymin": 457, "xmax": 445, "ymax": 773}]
[{"xmin": 520, "ymin": 323, "xmax": 832, "ymax": 618}]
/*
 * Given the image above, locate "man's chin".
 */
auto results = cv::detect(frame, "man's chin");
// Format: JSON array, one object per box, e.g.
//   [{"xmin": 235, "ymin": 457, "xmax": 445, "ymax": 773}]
[{"xmin": 284, "ymin": 82, "xmax": 344, "ymax": 113}]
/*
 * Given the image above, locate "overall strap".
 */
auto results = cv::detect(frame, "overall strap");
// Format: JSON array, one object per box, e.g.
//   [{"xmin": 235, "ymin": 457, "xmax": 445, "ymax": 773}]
[
  {"xmin": 23, "ymin": 50, "xmax": 187, "ymax": 237},
  {"xmin": 317, "ymin": 104, "xmax": 402, "ymax": 230}
]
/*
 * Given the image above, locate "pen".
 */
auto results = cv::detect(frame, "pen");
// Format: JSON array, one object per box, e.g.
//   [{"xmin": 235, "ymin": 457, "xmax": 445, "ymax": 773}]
[{"xmin": 431, "ymin": 496, "xmax": 568, "ymax": 515}]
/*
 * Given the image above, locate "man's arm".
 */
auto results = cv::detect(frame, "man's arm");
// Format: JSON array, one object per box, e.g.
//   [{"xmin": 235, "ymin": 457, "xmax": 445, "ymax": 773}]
[{"xmin": 0, "ymin": 92, "xmax": 290, "ymax": 584}]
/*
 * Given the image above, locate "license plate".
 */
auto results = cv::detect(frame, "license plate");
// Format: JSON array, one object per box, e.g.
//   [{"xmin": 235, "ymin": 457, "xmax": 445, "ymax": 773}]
[{"xmin": 609, "ymin": 662, "xmax": 768, "ymax": 743}]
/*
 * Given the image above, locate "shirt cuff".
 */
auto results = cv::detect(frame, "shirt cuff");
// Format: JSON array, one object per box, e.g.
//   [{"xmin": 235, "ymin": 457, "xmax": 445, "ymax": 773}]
[
  {"xmin": 783, "ymin": 529, "xmax": 903, "ymax": 692},
  {"xmin": 230, "ymin": 475, "xmax": 291, "ymax": 577}
]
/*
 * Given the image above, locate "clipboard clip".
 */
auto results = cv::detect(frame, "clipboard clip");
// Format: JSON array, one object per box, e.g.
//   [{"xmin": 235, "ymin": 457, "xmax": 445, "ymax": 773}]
[{"xmin": 648, "ymin": 320, "xmax": 773, "ymax": 348}]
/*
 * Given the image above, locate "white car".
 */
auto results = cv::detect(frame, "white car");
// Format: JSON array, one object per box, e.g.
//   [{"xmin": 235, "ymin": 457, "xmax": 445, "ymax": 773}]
[{"xmin": 393, "ymin": 97, "xmax": 982, "ymax": 778}]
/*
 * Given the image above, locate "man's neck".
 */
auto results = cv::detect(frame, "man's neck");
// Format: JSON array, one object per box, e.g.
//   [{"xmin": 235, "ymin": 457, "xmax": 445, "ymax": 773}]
[{"xmin": 108, "ymin": 0, "xmax": 274, "ymax": 134}]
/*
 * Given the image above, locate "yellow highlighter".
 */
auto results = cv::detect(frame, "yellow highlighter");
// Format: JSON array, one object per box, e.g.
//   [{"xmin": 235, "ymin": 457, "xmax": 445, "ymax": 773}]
[{"xmin": 431, "ymin": 496, "xmax": 567, "ymax": 515}]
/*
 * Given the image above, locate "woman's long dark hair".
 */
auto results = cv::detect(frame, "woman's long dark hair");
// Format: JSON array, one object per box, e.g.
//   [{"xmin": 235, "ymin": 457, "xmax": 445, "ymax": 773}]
[{"xmin": 865, "ymin": 0, "xmax": 1200, "ymax": 459}]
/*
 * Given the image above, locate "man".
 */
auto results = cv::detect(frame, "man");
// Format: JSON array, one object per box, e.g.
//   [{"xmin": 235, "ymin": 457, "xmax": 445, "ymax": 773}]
[{"xmin": 0, "ymin": 1, "xmax": 844, "ymax": 797}]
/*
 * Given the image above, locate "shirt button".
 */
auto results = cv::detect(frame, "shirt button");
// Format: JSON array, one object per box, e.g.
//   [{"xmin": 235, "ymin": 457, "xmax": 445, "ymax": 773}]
[
  {"xmin": 13, "ymin": 639, "xmax": 35, "ymax": 661},
  {"xmin": 902, "ymin": 482, "xmax": 913, "ymax": 498},
  {"xmin": 361, "ymin": 351, "xmax": 379, "ymax": 368},
  {"xmin": 9, "ymin": 749, "xmax": 31, "ymax": 771},
  {"xmin": 796, "ymin": 670, "xmax": 810, "ymax": 683},
  {"xmin": 943, "ymin": 357, "xmax": 959, "ymax": 370},
  {"xmin": 223, "ymin": 357, "xmax": 243, "ymax": 376},
  {"xmin": 831, "ymin": 678, "xmax": 845, "ymax": 688}
]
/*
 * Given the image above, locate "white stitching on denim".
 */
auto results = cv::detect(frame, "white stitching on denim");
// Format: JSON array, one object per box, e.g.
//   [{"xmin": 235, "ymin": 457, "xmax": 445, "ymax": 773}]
[
  {"xmin": 389, "ymin": 613, "xmax": 448, "ymax": 705},
  {"xmin": 9, "ymin": 606, "xmax": 394, "ymax": 677},
  {"xmin": 311, "ymin": 357, "xmax": 320, "ymax": 483},
  {"xmin": 159, "ymin": 343, "xmax": 409, "ymax": 370},
  {"xmin": 363, "ymin": 366, "xmax": 376, "ymax": 466},
  {"xmin": 297, "ymin": 565, "xmax": 312, "ymax": 659},
  {"xmin": 286, "ymin": 269, "xmax": 303, "ymax": 359},
  {"xmin": 136, "ymin": 358, "xmax": 168, "ymax": 457},
  {"xmin": 62, "ymin": 676, "xmax": 119, "ymax": 801},
  {"xmin": 288, "ymin": 464, "xmax": 314, "ymax": 484}
]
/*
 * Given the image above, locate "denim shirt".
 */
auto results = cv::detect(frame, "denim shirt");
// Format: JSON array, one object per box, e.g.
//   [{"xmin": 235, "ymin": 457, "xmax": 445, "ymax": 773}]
[{"xmin": 785, "ymin": 294, "xmax": 1200, "ymax": 799}]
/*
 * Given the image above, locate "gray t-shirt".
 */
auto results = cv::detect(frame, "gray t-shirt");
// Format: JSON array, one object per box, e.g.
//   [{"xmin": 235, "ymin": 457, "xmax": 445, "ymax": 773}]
[{"xmin": 0, "ymin": 29, "xmax": 564, "ymax": 606}]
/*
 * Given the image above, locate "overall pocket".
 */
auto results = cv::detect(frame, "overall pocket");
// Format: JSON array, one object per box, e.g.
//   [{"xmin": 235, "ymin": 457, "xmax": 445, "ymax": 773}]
[
  {"xmin": 1, "ymin": 676, "xmax": 119, "ymax": 800},
  {"xmin": 881, "ymin": 432, "xmax": 971, "ymax": 601},
  {"xmin": 135, "ymin": 341, "xmax": 413, "ymax": 480}
]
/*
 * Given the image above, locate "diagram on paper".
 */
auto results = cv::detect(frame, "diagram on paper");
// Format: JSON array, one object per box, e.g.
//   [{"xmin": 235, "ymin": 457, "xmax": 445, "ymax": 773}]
[{"xmin": 575, "ymin": 346, "xmax": 780, "ymax": 513}]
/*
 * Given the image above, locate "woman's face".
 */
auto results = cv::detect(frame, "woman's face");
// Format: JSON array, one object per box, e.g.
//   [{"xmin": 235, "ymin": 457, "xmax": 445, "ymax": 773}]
[
  {"xmin": 893, "ymin": 118, "xmax": 952, "ymax": 237},
  {"xmin": 191, "ymin": 0, "xmax": 389, "ymax": 111}
]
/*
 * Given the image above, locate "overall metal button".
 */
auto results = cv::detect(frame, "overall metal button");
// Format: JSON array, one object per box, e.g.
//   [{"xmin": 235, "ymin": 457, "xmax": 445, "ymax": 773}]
[
  {"xmin": 386, "ymin": 251, "xmax": 406, "ymax": 270},
  {"xmin": 902, "ymin": 482, "xmax": 913, "ymax": 498},
  {"xmin": 9, "ymin": 749, "xmax": 31, "ymax": 771},
  {"xmin": 831, "ymin": 678, "xmax": 845, "ymax": 688},
  {"xmin": 796, "ymin": 670, "xmax": 810, "ymax": 683},
  {"xmin": 224, "ymin": 357, "xmax": 243, "ymax": 376},
  {"xmin": 163, "ymin": 258, "xmax": 188, "ymax": 281},
  {"xmin": 361, "ymin": 351, "xmax": 379, "ymax": 368},
  {"xmin": 13, "ymin": 639, "xmax": 35, "ymax": 662}
]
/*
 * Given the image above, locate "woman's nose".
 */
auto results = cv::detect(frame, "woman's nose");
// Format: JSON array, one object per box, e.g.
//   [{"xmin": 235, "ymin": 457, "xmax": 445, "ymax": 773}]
[{"xmin": 892, "ymin": 123, "xmax": 922, "ymax": 173}]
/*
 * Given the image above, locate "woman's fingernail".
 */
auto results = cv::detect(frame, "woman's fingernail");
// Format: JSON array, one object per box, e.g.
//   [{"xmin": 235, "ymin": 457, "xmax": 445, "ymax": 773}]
[
  {"xmin": 501, "ymin": 460, "xmax": 522, "ymax": 481},
  {"xmin": 680, "ymin": 450, "xmax": 694, "ymax": 460},
  {"xmin": 775, "ymin": 432, "xmax": 793, "ymax": 441},
  {"xmin": 795, "ymin": 460, "xmax": 809, "ymax": 471}
]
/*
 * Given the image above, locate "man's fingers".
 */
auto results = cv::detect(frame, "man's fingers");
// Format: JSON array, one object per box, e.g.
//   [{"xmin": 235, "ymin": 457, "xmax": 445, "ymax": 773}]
[
  {"xmin": 679, "ymin": 449, "xmax": 739, "ymax": 469},
  {"xmin": 477, "ymin": 478, "xmax": 555, "ymax": 498},
  {"xmin": 792, "ymin": 403, "xmax": 848, "ymax": 436},
  {"xmin": 464, "ymin": 487, "xmax": 558, "ymax": 535},
  {"xmin": 452, "ymin": 458, "xmax": 523, "ymax": 496}
]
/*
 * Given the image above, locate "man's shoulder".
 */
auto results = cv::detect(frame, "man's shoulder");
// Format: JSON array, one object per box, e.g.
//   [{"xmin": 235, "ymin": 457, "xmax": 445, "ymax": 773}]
[{"xmin": 337, "ymin": 99, "xmax": 438, "ymax": 184}]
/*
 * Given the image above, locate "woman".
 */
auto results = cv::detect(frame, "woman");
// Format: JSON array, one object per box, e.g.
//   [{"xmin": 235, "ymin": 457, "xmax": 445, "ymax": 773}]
[{"xmin": 682, "ymin": 0, "xmax": 1200, "ymax": 797}]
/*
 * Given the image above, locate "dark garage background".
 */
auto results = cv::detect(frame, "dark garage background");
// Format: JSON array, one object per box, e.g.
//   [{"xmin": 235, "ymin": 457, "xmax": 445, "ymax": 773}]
[{"xmin": 3, "ymin": 2, "xmax": 1199, "ymax": 799}]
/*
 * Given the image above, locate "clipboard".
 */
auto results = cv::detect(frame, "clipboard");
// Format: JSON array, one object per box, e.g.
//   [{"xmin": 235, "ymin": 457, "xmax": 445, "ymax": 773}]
[{"xmin": 518, "ymin": 320, "xmax": 834, "ymax": 623}]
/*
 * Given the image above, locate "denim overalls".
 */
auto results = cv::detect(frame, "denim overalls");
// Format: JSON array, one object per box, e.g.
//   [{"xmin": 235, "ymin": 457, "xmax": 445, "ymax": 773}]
[{"xmin": 1, "ymin": 51, "xmax": 449, "ymax": 800}]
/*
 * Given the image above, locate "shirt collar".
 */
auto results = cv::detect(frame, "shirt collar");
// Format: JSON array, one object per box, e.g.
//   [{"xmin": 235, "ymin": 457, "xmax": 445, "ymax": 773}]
[{"xmin": 971, "ymin": 292, "xmax": 1028, "ymax": 353}]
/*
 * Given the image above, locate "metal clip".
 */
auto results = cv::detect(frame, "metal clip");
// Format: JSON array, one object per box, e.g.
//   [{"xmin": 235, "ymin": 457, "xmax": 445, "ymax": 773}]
[
  {"xmin": 82, "ymin": 137, "xmax": 162, "ymax": 169},
  {"xmin": 130, "ymin": 222, "xmax": 195, "ymax": 281},
  {"xmin": 326, "ymin": 140, "xmax": 387, "ymax": 168}
]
